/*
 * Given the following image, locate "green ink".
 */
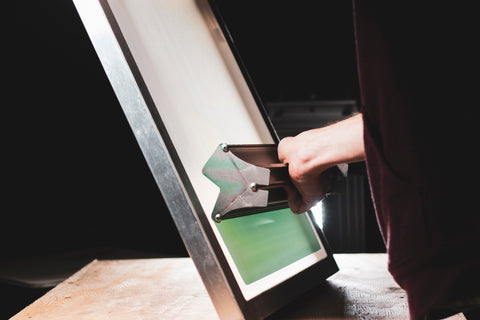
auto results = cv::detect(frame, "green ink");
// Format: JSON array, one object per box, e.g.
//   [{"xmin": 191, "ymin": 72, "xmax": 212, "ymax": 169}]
[
  {"xmin": 216, "ymin": 208, "xmax": 321, "ymax": 284},
  {"xmin": 203, "ymin": 154, "xmax": 247, "ymax": 171},
  {"xmin": 203, "ymin": 153, "xmax": 248, "ymax": 195}
]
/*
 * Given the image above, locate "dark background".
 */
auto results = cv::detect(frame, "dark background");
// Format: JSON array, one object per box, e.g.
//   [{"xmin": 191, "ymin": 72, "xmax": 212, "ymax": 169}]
[
  {"xmin": 213, "ymin": 1, "xmax": 360, "ymax": 102},
  {"xmin": 6, "ymin": 1, "xmax": 384, "ymax": 317}
]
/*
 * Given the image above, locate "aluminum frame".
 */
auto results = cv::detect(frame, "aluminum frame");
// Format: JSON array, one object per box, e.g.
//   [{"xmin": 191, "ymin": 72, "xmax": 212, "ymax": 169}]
[{"xmin": 73, "ymin": 1, "xmax": 338, "ymax": 319}]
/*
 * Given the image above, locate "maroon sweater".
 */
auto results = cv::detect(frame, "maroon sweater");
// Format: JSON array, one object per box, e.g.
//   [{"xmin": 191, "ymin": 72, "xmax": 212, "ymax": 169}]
[{"xmin": 353, "ymin": 2, "xmax": 480, "ymax": 319}]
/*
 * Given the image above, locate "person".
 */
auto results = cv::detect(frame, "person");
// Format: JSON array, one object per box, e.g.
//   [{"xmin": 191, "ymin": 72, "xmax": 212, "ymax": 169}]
[{"xmin": 278, "ymin": 2, "xmax": 480, "ymax": 320}]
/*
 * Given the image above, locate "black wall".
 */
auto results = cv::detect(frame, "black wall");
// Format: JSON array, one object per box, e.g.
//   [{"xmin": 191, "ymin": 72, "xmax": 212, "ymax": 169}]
[
  {"xmin": 9, "ymin": 1, "xmax": 187, "ymax": 259},
  {"xmin": 215, "ymin": 1, "xmax": 360, "ymax": 102},
  {"xmin": 8, "ymin": 0, "xmax": 383, "ymax": 262}
]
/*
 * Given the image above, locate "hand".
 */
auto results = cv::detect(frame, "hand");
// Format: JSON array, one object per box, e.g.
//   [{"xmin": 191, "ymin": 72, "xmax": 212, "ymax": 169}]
[
  {"xmin": 278, "ymin": 134, "xmax": 333, "ymax": 213},
  {"xmin": 277, "ymin": 114, "xmax": 365, "ymax": 214}
]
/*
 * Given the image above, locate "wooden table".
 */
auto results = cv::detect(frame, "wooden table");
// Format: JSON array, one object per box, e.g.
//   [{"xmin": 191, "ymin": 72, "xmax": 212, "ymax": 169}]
[{"xmin": 12, "ymin": 254, "xmax": 408, "ymax": 320}]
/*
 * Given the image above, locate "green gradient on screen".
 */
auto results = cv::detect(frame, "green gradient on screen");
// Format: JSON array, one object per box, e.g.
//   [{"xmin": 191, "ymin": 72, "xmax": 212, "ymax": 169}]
[{"xmin": 216, "ymin": 208, "xmax": 321, "ymax": 284}]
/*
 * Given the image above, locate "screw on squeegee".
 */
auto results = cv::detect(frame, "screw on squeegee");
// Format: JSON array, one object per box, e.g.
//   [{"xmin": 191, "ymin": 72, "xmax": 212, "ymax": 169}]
[
  {"xmin": 214, "ymin": 213, "xmax": 222, "ymax": 223},
  {"xmin": 221, "ymin": 143, "xmax": 229, "ymax": 152},
  {"xmin": 250, "ymin": 183, "xmax": 258, "ymax": 192}
]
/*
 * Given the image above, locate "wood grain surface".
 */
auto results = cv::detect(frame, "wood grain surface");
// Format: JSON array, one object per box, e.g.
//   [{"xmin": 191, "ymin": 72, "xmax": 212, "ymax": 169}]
[
  {"xmin": 12, "ymin": 254, "xmax": 408, "ymax": 320},
  {"xmin": 12, "ymin": 258, "xmax": 218, "ymax": 320},
  {"xmin": 270, "ymin": 254, "xmax": 408, "ymax": 320}
]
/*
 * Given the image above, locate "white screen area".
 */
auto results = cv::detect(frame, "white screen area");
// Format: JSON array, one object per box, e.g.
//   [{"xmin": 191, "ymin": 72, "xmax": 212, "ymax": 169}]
[{"xmin": 107, "ymin": 0, "xmax": 326, "ymax": 300}]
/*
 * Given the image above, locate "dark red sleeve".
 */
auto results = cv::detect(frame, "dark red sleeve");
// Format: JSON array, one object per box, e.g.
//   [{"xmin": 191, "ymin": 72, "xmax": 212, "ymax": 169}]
[{"xmin": 353, "ymin": 1, "xmax": 480, "ymax": 319}]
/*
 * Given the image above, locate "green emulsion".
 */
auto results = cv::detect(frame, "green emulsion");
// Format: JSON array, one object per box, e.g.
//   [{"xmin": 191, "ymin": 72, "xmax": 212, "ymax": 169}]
[
  {"xmin": 216, "ymin": 208, "xmax": 321, "ymax": 285},
  {"xmin": 203, "ymin": 153, "xmax": 248, "ymax": 195},
  {"xmin": 203, "ymin": 153, "xmax": 247, "ymax": 172}
]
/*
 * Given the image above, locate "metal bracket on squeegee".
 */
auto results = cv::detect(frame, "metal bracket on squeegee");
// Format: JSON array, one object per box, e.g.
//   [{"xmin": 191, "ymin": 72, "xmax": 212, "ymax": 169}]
[{"xmin": 202, "ymin": 143, "xmax": 290, "ymax": 223}]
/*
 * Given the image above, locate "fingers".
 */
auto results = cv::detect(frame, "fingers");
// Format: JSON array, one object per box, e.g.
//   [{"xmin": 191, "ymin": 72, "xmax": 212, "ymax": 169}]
[
  {"xmin": 279, "ymin": 137, "xmax": 308, "ymax": 213},
  {"xmin": 284, "ymin": 182, "xmax": 320, "ymax": 214},
  {"xmin": 284, "ymin": 185, "xmax": 305, "ymax": 214},
  {"xmin": 279, "ymin": 137, "xmax": 314, "ymax": 214},
  {"xmin": 278, "ymin": 136, "xmax": 327, "ymax": 214},
  {"xmin": 277, "ymin": 136, "xmax": 293, "ymax": 164}
]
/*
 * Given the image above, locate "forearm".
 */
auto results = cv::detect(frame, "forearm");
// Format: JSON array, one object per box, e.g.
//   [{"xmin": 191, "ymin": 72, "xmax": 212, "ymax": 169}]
[{"xmin": 278, "ymin": 113, "xmax": 365, "ymax": 178}]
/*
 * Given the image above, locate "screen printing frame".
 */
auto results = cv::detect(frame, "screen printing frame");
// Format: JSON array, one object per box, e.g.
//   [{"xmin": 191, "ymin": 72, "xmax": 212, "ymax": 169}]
[{"xmin": 73, "ymin": 0, "xmax": 338, "ymax": 319}]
